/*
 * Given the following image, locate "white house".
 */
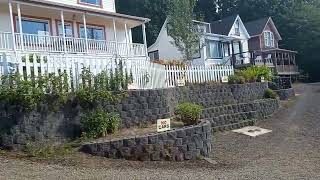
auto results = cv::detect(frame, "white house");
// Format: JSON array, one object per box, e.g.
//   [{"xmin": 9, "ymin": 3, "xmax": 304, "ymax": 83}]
[
  {"xmin": 0, "ymin": 0, "xmax": 150, "ymax": 59},
  {"xmin": 148, "ymin": 15, "xmax": 251, "ymax": 66}
]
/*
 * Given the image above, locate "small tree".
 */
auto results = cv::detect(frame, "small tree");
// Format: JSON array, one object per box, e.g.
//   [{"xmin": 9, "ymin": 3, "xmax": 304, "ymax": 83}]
[{"xmin": 167, "ymin": 0, "xmax": 202, "ymax": 62}]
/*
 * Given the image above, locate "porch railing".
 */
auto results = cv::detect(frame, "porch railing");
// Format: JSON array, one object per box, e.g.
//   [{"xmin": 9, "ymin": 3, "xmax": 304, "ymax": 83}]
[{"xmin": 0, "ymin": 32, "xmax": 146, "ymax": 57}]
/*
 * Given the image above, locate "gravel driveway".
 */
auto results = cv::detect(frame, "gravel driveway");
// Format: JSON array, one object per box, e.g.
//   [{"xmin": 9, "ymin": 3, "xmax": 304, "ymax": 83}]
[{"xmin": 1, "ymin": 83, "xmax": 320, "ymax": 180}]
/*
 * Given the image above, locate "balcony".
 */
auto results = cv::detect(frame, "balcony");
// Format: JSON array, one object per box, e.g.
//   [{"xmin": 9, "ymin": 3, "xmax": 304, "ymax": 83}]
[{"xmin": 0, "ymin": 32, "xmax": 146, "ymax": 57}]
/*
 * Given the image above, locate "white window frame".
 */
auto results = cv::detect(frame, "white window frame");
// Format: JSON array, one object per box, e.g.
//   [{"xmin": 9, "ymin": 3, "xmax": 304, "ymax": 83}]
[
  {"xmin": 15, "ymin": 16, "xmax": 50, "ymax": 35},
  {"xmin": 79, "ymin": 0, "xmax": 101, "ymax": 7},
  {"xmin": 57, "ymin": 21, "xmax": 73, "ymax": 37},
  {"xmin": 264, "ymin": 31, "xmax": 274, "ymax": 47},
  {"xmin": 79, "ymin": 24, "xmax": 105, "ymax": 40}
]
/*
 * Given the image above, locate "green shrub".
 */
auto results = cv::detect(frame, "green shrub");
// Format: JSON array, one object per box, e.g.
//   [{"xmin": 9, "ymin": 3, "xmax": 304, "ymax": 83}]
[
  {"xmin": 80, "ymin": 109, "xmax": 121, "ymax": 139},
  {"xmin": 24, "ymin": 142, "xmax": 73, "ymax": 159},
  {"xmin": 228, "ymin": 74, "xmax": 246, "ymax": 84},
  {"xmin": 265, "ymin": 88, "xmax": 278, "ymax": 99},
  {"xmin": 174, "ymin": 103, "xmax": 203, "ymax": 126},
  {"xmin": 237, "ymin": 65, "xmax": 273, "ymax": 83}
]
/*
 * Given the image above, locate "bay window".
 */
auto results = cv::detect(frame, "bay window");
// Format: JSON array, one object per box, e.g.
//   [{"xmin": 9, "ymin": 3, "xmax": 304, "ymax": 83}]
[
  {"xmin": 264, "ymin": 31, "xmax": 274, "ymax": 47},
  {"xmin": 79, "ymin": 25, "xmax": 105, "ymax": 40}
]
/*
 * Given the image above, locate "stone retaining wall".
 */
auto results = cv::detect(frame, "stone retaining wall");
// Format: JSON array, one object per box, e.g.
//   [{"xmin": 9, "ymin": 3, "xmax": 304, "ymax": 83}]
[
  {"xmin": 274, "ymin": 88, "xmax": 295, "ymax": 100},
  {"xmin": 0, "ymin": 83, "xmax": 270, "ymax": 148},
  {"xmin": 80, "ymin": 98, "xmax": 279, "ymax": 161},
  {"xmin": 82, "ymin": 121, "xmax": 212, "ymax": 161}
]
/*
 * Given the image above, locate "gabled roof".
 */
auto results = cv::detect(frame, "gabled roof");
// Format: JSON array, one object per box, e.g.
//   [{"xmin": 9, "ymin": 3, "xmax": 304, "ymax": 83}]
[
  {"xmin": 244, "ymin": 17, "xmax": 270, "ymax": 36},
  {"xmin": 244, "ymin": 17, "xmax": 282, "ymax": 40},
  {"xmin": 210, "ymin": 15, "xmax": 238, "ymax": 35}
]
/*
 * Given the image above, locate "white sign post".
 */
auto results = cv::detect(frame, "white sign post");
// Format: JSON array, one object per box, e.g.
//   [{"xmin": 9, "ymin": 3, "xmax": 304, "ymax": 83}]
[{"xmin": 157, "ymin": 119, "xmax": 171, "ymax": 132}]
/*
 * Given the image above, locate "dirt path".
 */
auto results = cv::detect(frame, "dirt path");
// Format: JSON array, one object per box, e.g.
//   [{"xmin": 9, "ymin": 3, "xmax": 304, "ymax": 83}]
[{"xmin": 1, "ymin": 83, "xmax": 320, "ymax": 180}]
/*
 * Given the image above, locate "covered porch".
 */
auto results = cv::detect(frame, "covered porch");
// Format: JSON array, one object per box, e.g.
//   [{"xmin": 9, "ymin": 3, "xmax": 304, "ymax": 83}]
[
  {"xmin": 0, "ymin": 0, "xmax": 149, "ymax": 57},
  {"xmin": 251, "ymin": 49, "xmax": 299, "ymax": 75}
]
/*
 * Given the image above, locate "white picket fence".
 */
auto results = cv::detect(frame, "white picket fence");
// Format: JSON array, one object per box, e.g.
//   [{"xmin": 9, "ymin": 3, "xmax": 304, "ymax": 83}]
[
  {"xmin": 0, "ymin": 52, "xmax": 234, "ymax": 90},
  {"xmin": 165, "ymin": 65, "xmax": 234, "ymax": 87}
]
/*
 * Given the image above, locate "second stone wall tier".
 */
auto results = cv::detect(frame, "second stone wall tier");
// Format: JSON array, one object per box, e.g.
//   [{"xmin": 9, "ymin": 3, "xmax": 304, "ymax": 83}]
[{"xmin": 81, "ymin": 120, "xmax": 212, "ymax": 161}]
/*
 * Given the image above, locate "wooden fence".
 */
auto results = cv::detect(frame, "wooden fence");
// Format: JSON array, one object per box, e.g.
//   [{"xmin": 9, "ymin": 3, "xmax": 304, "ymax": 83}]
[{"xmin": 0, "ymin": 52, "xmax": 234, "ymax": 90}]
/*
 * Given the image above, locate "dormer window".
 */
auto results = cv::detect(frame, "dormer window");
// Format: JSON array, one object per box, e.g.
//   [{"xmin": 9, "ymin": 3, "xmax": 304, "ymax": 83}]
[
  {"xmin": 264, "ymin": 31, "xmax": 274, "ymax": 47},
  {"xmin": 79, "ymin": 0, "xmax": 102, "ymax": 7},
  {"xmin": 235, "ymin": 20, "xmax": 240, "ymax": 36}
]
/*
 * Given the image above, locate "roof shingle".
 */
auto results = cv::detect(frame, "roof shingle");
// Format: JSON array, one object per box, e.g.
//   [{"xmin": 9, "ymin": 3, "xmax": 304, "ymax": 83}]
[{"xmin": 210, "ymin": 15, "xmax": 238, "ymax": 35}]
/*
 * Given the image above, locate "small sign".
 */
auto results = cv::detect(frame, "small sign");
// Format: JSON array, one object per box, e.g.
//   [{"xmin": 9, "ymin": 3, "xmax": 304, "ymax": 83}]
[
  {"xmin": 260, "ymin": 77, "xmax": 265, "ymax": 82},
  {"xmin": 177, "ymin": 79, "xmax": 186, "ymax": 87},
  {"xmin": 221, "ymin": 76, "xmax": 229, "ymax": 83},
  {"xmin": 157, "ymin": 119, "xmax": 171, "ymax": 132}
]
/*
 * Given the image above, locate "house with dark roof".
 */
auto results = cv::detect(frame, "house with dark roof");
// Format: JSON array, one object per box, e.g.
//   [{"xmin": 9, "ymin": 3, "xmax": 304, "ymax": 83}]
[
  {"xmin": 148, "ymin": 15, "xmax": 251, "ymax": 66},
  {"xmin": 244, "ymin": 17, "xmax": 299, "ymax": 77}
]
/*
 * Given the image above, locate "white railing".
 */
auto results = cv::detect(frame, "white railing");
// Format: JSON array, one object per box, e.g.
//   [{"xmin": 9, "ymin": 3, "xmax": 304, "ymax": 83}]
[
  {"xmin": 0, "ymin": 52, "xmax": 234, "ymax": 90},
  {"xmin": 0, "ymin": 32, "xmax": 13, "ymax": 50},
  {"xmin": 0, "ymin": 32, "xmax": 145, "ymax": 57}
]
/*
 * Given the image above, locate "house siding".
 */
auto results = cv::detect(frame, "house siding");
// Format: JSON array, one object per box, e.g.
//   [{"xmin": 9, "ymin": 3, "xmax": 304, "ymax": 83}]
[
  {"xmin": 248, "ymin": 36, "xmax": 261, "ymax": 51},
  {"xmin": 0, "ymin": 3, "xmax": 130, "ymax": 43},
  {"xmin": 46, "ymin": 0, "xmax": 116, "ymax": 13}
]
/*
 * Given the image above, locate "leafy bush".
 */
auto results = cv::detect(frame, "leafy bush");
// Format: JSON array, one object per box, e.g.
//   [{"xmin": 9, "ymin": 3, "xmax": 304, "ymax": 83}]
[
  {"xmin": 228, "ymin": 74, "xmax": 246, "ymax": 84},
  {"xmin": 238, "ymin": 65, "xmax": 273, "ymax": 82},
  {"xmin": 175, "ymin": 103, "xmax": 203, "ymax": 126},
  {"xmin": 80, "ymin": 109, "xmax": 121, "ymax": 139},
  {"xmin": 265, "ymin": 88, "xmax": 278, "ymax": 99}
]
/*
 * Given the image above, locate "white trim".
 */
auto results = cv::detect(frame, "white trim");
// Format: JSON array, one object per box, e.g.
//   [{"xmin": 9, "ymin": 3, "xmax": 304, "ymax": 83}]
[
  {"xmin": 17, "ymin": 3, "xmax": 24, "ymax": 51},
  {"xmin": 264, "ymin": 30, "xmax": 275, "ymax": 48},
  {"xmin": 263, "ymin": 17, "xmax": 282, "ymax": 40},
  {"xmin": 60, "ymin": 11, "xmax": 67, "ymax": 53},
  {"xmin": 8, "ymin": 1, "xmax": 16, "ymax": 52},
  {"xmin": 112, "ymin": 18, "xmax": 118, "ymax": 55},
  {"xmin": 82, "ymin": 13, "xmax": 88, "ymax": 53},
  {"xmin": 13, "ymin": 0, "xmax": 150, "ymax": 24},
  {"xmin": 227, "ymin": 15, "xmax": 250, "ymax": 39}
]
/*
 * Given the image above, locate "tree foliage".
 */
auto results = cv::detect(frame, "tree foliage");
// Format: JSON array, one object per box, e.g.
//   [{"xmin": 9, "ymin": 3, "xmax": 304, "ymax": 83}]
[
  {"xmin": 116, "ymin": 0, "xmax": 320, "ymax": 81},
  {"xmin": 166, "ymin": 0, "xmax": 201, "ymax": 61}
]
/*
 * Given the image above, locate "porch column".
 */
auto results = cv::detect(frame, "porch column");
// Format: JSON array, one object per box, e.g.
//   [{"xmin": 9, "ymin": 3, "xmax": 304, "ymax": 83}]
[
  {"xmin": 60, "ymin": 11, "xmax": 67, "ymax": 53},
  {"xmin": 8, "ymin": 1, "xmax": 16, "ymax": 52},
  {"xmin": 17, "ymin": 3, "xmax": 24, "ymax": 51},
  {"xmin": 112, "ymin": 18, "xmax": 118, "ymax": 55},
  {"xmin": 82, "ymin": 14, "xmax": 88, "ymax": 53},
  {"xmin": 124, "ymin": 23, "xmax": 130, "ymax": 58},
  {"xmin": 142, "ymin": 23, "xmax": 148, "ymax": 57}
]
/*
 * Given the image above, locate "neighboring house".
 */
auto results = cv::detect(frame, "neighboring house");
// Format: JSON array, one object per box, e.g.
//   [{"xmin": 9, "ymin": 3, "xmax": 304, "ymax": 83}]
[
  {"xmin": 244, "ymin": 17, "xmax": 299, "ymax": 77},
  {"xmin": 0, "ymin": 0, "xmax": 149, "ymax": 59},
  {"xmin": 148, "ymin": 15, "xmax": 251, "ymax": 66}
]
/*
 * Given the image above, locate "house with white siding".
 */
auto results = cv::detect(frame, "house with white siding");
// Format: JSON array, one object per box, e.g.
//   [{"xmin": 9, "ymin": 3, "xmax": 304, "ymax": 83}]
[
  {"xmin": 148, "ymin": 15, "xmax": 251, "ymax": 66},
  {"xmin": 0, "ymin": 0, "xmax": 150, "ymax": 59}
]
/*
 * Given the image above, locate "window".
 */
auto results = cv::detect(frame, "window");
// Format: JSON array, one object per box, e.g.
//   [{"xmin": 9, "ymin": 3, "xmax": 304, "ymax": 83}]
[
  {"xmin": 233, "ymin": 41, "xmax": 243, "ymax": 56},
  {"xmin": 16, "ymin": 17, "xmax": 50, "ymax": 35},
  {"xmin": 79, "ymin": 25, "xmax": 105, "ymax": 40},
  {"xmin": 148, "ymin": 50, "xmax": 160, "ymax": 61},
  {"xmin": 79, "ymin": 0, "xmax": 101, "ymax": 6},
  {"xmin": 264, "ymin": 31, "xmax": 274, "ymax": 47},
  {"xmin": 235, "ymin": 20, "xmax": 240, "ymax": 36},
  {"xmin": 57, "ymin": 21, "xmax": 73, "ymax": 37},
  {"xmin": 206, "ymin": 40, "xmax": 223, "ymax": 59},
  {"xmin": 223, "ymin": 43, "xmax": 230, "ymax": 57}
]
